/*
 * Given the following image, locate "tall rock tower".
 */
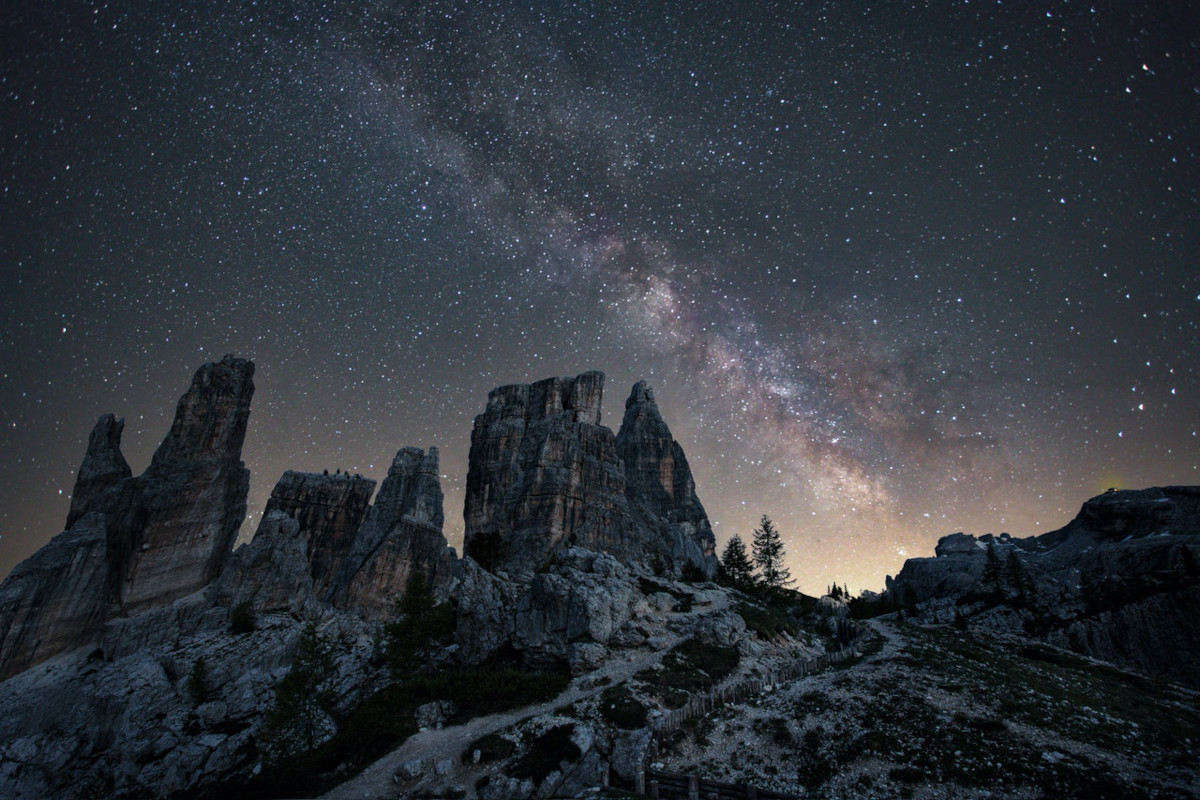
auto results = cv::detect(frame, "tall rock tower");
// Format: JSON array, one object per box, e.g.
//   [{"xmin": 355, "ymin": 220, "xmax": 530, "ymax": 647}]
[{"xmin": 462, "ymin": 371, "xmax": 717, "ymax": 578}]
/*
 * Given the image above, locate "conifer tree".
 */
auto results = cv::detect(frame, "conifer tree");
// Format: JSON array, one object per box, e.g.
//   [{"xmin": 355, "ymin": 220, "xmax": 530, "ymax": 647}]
[
  {"xmin": 188, "ymin": 657, "xmax": 209, "ymax": 706},
  {"xmin": 751, "ymin": 515, "xmax": 793, "ymax": 591},
  {"xmin": 719, "ymin": 534, "xmax": 756, "ymax": 590},
  {"xmin": 982, "ymin": 539, "xmax": 1004, "ymax": 597},
  {"xmin": 1006, "ymin": 550, "xmax": 1036, "ymax": 605},
  {"xmin": 259, "ymin": 622, "xmax": 337, "ymax": 760},
  {"xmin": 383, "ymin": 573, "xmax": 456, "ymax": 673}
]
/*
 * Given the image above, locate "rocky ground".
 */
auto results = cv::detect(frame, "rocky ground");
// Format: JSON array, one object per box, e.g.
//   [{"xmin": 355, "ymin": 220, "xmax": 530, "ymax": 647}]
[
  {"xmin": 658, "ymin": 617, "xmax": 1200, "ymax": 800},
  {"xmin": 320, "ymin": 579, "xmax": 829, "ymax": 800}
]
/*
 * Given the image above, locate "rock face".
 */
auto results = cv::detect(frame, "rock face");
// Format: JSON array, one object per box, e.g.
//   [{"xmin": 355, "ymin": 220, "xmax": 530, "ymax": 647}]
[
  {"xmin": 332, "ymin": 447, "xmax": 457, "ymax": 618},
  {"xmin": 615, "ymin": 381, "xmax": 718, "ymax": 577},
  {"xmin": 463, "ymin": 372, "xmax": 631, "ymax": 577},
  {"xmin": 116, "ymin": 355, "xmax": 255, "ymax": 613},
  {"xmin": 0, "ymin": 605, "xmax": 376, "ymax": 800},
  {"xmin": 462, "ymin": 372, "xmax": 715, "ymax": 578},
  {"xmin": 208, "ymin": 510, "xmax": 321, "ymax": 617},
  {"xmin": 262, "ymin": 470, "xmax": 376, "ymax": 599},
  {"xmin": 452, "ymin": 557, "xmax": 520, "ymax": 664},
  {"xmin": 0, "ymin": 514, "xmax": 112, "ymax": 680},
  {"xmin": 0, "ymin": 356, "xmax": 255, "ymax": 680},
  {"xmin": 889, "ymin": 486, "xmax": 1200, "ymax": 686},
  {"xmin": 66, "ymin": 414, "xmax": 132, "ymax": 529},
  {"xmin": 511, "ymin": 548, "xmax": 638, "ymax": 671}
]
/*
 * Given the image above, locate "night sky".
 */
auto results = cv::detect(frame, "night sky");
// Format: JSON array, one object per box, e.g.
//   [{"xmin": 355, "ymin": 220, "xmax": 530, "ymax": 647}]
[{"xmin": 2, "ymin": 1, "xmax": 1198, "ymax": 593}]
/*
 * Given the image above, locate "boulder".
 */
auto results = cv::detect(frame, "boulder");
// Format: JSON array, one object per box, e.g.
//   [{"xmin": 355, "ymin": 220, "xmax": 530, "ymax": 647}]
[
  {"xmin": 452, "ymin": 557, "xmax": 520, "ymax": 664},
  {"xmin": 511, "ymin": 549, "xmax": 638, "ymax": 669}
]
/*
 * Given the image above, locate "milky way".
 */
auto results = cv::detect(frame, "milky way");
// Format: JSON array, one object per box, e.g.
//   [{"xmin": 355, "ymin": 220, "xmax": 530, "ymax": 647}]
[{"xmin": 2, "ymin": 2, "xmax": 1198, "ymax": 592}]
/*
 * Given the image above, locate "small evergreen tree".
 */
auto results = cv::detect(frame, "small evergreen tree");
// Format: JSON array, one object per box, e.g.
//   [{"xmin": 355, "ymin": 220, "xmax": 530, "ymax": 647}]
[
  {"xmin": 1006, "ymin": 550, "xmax": 1036, "ymax": 605},
  {"xmin": 188, "ymin": 657, "xmax": 210, "ymax": 706},
  {"xmin": 259, "ymin": 622, "xmax": 337, "ymax": 761},
  {"xmin": 751, "ymin": 515, "xmax": 793, "ymax": 592},
  {"xmin": 229, "ymin": 600, "xmax": 257, "ymax": 634},
  {"xmin": 981, "ymin": 539, "xmax": 1003, "ymax": 597},
  {"xmin": 718, "ymin": 535, "xmax": 756, "ymax": 591},
  {"xmin": 383, "ymin": 573, "xmax": 456, "ymax": 673}
]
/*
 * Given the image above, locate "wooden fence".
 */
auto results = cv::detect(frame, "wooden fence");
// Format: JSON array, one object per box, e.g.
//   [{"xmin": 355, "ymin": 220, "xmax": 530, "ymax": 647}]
[
  {"xmin": 640, "ymin": 770, "xmax": 797, "ymax": 800},
  {"xmin": 631, "ymin": 631, "xmax": 864, "ymax": 800}
]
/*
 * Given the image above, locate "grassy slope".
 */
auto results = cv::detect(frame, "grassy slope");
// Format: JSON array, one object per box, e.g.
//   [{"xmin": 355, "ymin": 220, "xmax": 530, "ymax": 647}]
[{"xmin": 657, "ymin": 620, "xmax": 1200, "ymax": 799}]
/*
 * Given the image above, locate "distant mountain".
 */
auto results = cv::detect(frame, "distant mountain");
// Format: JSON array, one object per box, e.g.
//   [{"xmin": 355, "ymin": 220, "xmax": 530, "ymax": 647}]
[{"xmin": 887, "ymin": 485, "xmax": 1200, "ymax": 686}]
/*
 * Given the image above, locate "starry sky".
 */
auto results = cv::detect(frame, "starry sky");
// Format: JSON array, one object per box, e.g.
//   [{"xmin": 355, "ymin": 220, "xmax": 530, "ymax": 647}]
[{"xmin": 2, "ymin": 1, "xmax": 1198, "ymax": 593}]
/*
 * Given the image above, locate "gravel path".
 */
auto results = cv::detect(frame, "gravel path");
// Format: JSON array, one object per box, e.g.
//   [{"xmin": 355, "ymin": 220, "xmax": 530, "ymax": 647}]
[{"xmin": 319, "ymin": 634, "xmax": 685, "ymax": 800}]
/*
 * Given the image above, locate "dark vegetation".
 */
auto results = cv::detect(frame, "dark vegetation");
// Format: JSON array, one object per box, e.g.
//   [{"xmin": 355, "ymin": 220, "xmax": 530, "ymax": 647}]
[
  {"xmin": 599, "ymin": 683, "xmax": 648, "ymax": 729},
  {"xmin": 462, "ymin": 732, "xmax": 517, "ymax": 765},
  {"xmin": 187, "ymin": 657, "xmax": 210, "ymax": 706},
  {"xmin": 636, "ymin": 638, "xmax": 739, "ymax": 705},
  {"xmin": 846, "ymin": 592, "xmax": 897, "ymax": 620},
  {"xmin": 209, "ymin": 666, "xmax": 569, "ymax": 799},
  {"xmin": 383, "ymin": 573, "xmax": 457, "ymax": 673},
  {"xmin": 509, "ymin": 724, "xmax": 581, "ymax": 784},
  {"xmin": 202, "ymin": 574, "xmax": 570, "ymax": 799},
  {"xmin": 228, "ymin": 601, "xmax": 257, "ymax": 634}
]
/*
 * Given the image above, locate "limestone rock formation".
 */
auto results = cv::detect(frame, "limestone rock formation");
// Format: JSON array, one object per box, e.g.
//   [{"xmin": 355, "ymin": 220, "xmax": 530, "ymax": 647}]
[
  {"xmin": 332, "ymin": 447, "xmax": 457, "ymax": 618},
  {"xmin": 208, "ymin": 510, "xmax": 321, "ymax": 617},
  {"xmin": 462, "ymin": 372, "xmax": 717, "ymax": 578},
  {"xmin": 463, "ymin": 372, "xmax": 636, "ymax": 576},
  {"xmin": 262, "ymin": 470, "xmax": 376, "ymax": 599},
  {"xmin": 66, "ymin": 414, "xmax": 132, "ymax": 529},
  {"xmin": 117, "ymin": 355, "xmax": 255, "ymax": 613},
  {"xmin": 889, "ymin": 486, "xmax": 1200, "ymax": 686},
  {"xmin": 615, "ymin": 381, "xmax": 718, "ymax": 577},
  {"xmin": 452, "ymin": 557, "xmax": 520, "ymax": 664},
  {"xmin": 0, "ymin": 514, "xmax": 111, "ymax": 680},
  {"xmin": 0, "ymin": 356, "xmax": 255, "ymax": 680},
  {"xmin": 511, "ymin": 548, "xmax": 638, "ymax": 671}
]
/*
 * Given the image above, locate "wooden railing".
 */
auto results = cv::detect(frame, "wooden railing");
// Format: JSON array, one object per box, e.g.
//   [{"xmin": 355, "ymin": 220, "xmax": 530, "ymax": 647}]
[{"xmin": 631, "ymin": 633, "xmax": 864, "ymax": 800}]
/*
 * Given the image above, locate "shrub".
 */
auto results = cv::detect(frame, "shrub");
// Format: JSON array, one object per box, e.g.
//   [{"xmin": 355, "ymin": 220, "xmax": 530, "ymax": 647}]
[
  {"xmin": 734, "ymin": 601, "xmax": 798, "ymax": 638},
  {"xmin": 510, "ymin": 724, "xmax": 581, "ymax": 785},
  {"xmin": 600, "ymin": 684, "xmax": 648, "ymax": 729},
  {"xmin": 188, "ymin": 657, "xmax": 210, "ymax": 706},
  {"xmin": 637, "ymin": 638, "xmax": 739, "ymax": 703},
  {"xmin": 229, "ymin": 601, "xmax": 257, "ymax": 634},
  {"xmin": 258, "ymin": 623, "xmax": 337, "ymax": 762},
  {"xmin": 462, "ymin": 732, "xmax": 516, "ymax": 764}
]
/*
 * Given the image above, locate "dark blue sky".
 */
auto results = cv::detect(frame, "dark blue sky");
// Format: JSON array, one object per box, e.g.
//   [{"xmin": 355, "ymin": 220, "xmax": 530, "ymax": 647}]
[{"xmin": 2, "ymin": 1, "xmax": 1197, "ymax": 591}]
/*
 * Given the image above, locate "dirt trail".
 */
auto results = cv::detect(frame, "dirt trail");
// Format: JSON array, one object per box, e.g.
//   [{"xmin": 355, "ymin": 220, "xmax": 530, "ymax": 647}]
[
  {"xmin": 862, "ymin": 615, "xmax": 906, "ymax": 660},
  {"xmin": 319, "ymin": 634, "xmax": 684, "ymax": 800}
]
